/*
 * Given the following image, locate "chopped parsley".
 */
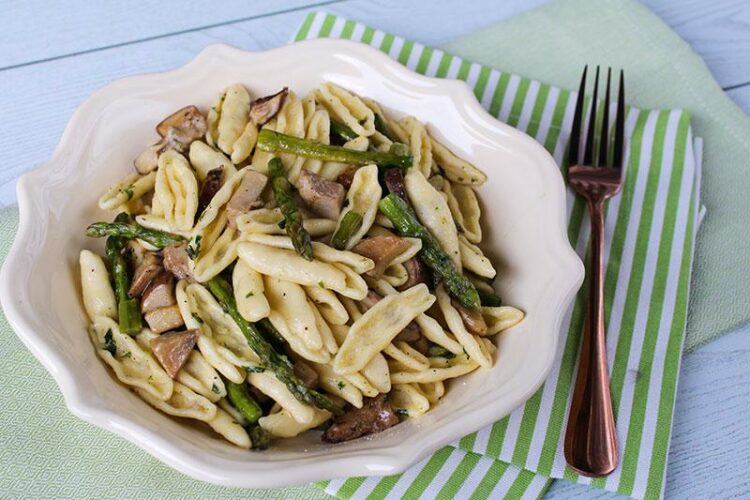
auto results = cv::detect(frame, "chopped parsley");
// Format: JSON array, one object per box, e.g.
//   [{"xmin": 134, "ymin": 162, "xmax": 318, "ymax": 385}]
[
  {"xmin": 122, "ymin": 184, "xmax": 135, "ymax": 200},
  {"xmin": 121, "ymin": 351, "xmax": 132, "ymax": 359},
  {"xmin": 191, "ymin": 313, "xmax": 204, "ymax": 324},
  {"xmin": 103, "ymin": 329, "xmax": 116, "ymax": 357},
  {"xmin": 187, "ymin": 235, "xmax": 202, "ymax": 260},
  {"xmin": 211, "ymin": 383, "xmax": 221, "ymax": 394},
  {"xmin": 337, "ymin": 381, "xmax": 346, "ymax": 390},
  {"xmin": 395, "ymin": 409, "xmax": 409, "ymax": 418},
  {"xmin": 245, "ymin": 291, "xmax": 254, "ymax": 298},
  {"xmin": 318, "ymin": 281, "xmax": 325, "ymax": 289}
]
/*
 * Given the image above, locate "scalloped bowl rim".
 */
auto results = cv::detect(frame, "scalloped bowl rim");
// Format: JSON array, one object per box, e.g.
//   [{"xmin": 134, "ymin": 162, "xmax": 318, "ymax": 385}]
[{"xmin": 0, "ymin": 40, "xmax": 583, "ymax": 488}]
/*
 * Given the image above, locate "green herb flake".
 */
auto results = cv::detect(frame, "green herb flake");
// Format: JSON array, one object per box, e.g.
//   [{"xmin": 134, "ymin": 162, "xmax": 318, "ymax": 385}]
[
  {"xmin": 211, "ymin": 383, "xmax": 221, "ymax": 394},
  {"xmin": 245, "ymin": 291, "xmax": 254, "ymax": 298},
  {"xmin": 318, "ymin": 281, "xmax": 325, "ymax": 289},
  {"xmin": 187, "ymin": 235, "xmax": 202, "ymax": 260},
  {"xmin": 396, "ymin": 409, "xmax": 409, "ymax": 417},
  {"xmin": 191, "ymin": 313, "xmax": 204, "ymax": 324},
  {"xmin": 122, "ymin": 351, "xmax": 132, "ymax": 359},
  {"xmin": 103, "ymin": 329, "xmax": 117, "ymax": 357},
  {"xmin": 337, "ymin": 381, "xmax": 346, "ymax": 390},
  {"xmin": 122, "ymin": 185, "xmax": 135, "ymax": 200},
  {"xmin": 245, "ymin": 365, "xmax": 265, "ymax": 373}
]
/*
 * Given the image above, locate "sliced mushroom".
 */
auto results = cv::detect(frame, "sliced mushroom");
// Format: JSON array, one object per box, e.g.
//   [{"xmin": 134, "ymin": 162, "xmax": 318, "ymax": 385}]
[
  {"xmin": 128, "ymin": 252, "xmax": 162, "ymax": 298},
  {"xmin": 144, "ymin": 304, "xmax": 185, "ymax": 334},
  {"xmin": 249, "ymin": 87, "xmax": 288, "ymax": 126},
  {"xmin": 293, "ymin": 360, "xmax": 319, "ymax": 389},
  {"xmin": 150, "ymin": 329, "xmax": 199, "ymax": 378},
  {"xmin": 141, "ymin": 272, "xmax": 176, "ymax": 314},
  {"xmin": 352, "ymin": 235, "xmax": 412, "ymax": 278},
  {"xmin": 226, "ymin": 170, "xmax": 268, "ymax": 227},
  {"xmin": 359, "ymin": 289, "xmax": 383, "ymax": 312},
  {"xmin": 400, "ymin": 257, "xmax": 430, "ymax": 291},
  {"xmin": 134, "ymin": 105, "xmax": 207, "ymax": 174},
  {"xmin": 197, "ymin": 167, "xmax": 224, "ymax": 218},
  {"xmin": 322, "ymin": 394, "xmax": 399, "ymax": 443},
  {"xmin": 163, "ymin": 243, "xmax": 193, "ymax": 281},
  {"xmin": 384, "ymin": 168, "xmax": 407, "ymax": 199},
  {"xmin": 336, "ymin": 167, "xmax": 357, "ymax": 190},
  {"xmin": 297, "ymin": 170, "xmax": 345, "ymax": 220},
  {"xmin": 451, "ymin": 297, "xmax": 488, "ymax": 336},
  {"xmin": 124, "ymin": 240, "xmax": 148, "ymax": 270}
]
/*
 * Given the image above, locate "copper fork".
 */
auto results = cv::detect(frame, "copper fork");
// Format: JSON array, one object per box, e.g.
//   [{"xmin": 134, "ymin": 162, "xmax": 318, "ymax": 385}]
[{"xmin": 563, "ymin": 66, "xmax": 625, "ymax": 477}]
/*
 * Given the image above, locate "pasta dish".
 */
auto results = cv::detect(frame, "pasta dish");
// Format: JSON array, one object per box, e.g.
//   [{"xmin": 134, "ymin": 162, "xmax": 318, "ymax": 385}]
[{"xmin": 79, "ymin": 82, "xmax": 524, "ymax": 449}]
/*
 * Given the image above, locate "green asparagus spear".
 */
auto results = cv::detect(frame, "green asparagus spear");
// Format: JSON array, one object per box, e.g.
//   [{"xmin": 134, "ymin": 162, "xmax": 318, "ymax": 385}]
[
  {"xmin": 330, "ymin": 211, "xmax": 363, "ymax": 250},
  {"xmin": 248, "ymin": 425, "xmax": 271, "ymax": 450},
  {"xmin": 87, "ymin": 221, "xmax": 185, "ymax": 248},
  {"xmin": 257, "ymin": 318, "xmax": 289, "ymax": 352},
  {"xmin": 378, "ymin": 194, "xmax": 481, "ymax": 310},
  {"xmin": 477, "ymin": 289, "xmax": 502, "ymax": 307},
  {"xmin": 105, "ymin": 214, "xmax": 142, "ymax": 334},
  {"xmin": 257, "ymin": 129, "xmax": 412, "ymax": 169},
  {"xmin": 206, "ymin": 276, "xmax": 342, "ymax": 416},
  {"xmin": 388, "ymin": 142, "xmax": 410, "ymax": 157},
  {"xmin": 226, "ymin": 381, "xmax": 263, "ymax": 424},
  {"xmin": 330, "ymin": 121, "xmax": 359, "ymax": 143},
  {"xmin": 267, "ymin": 158, "xmax": 313, "ymax": 261}
]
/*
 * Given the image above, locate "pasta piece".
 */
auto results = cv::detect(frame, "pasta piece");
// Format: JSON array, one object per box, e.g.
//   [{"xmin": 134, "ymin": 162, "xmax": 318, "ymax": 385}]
[
  {"xmin": 390, "ymin": 384, "xmax": 430, "ymax": 418},
  {"xmin": 343, "ymin": 372, "xmax": 378, "ymax": 398},
  {"xmin": 370, "ymin": 278, "xmax": 463, "ymax": 354},
  {"xmin": 482, "ymin": 306, "xmax": 525, "ymax": 335},
  {"xmin": 266, "ymin": 311, "xmax": 329, "ymax": 364},
  {"xmin": 136, "ymin": 381, "xmax": 217, "ymax": 422},
  {"xmin": 136, "ymin": 330, "xmax": 225, "ymax": 402},
  {"xmin": 79, "ymin": 250, "xmax": 117, "ymax": 322},
  {"xmin": 334, "ymin": 164, "xmax": 381, "ymax": 249},
  {"xmin": 419, "ymin": 381, "xmax": 445, "ymax": 404},
  {"xmin": 98, "ymin": 171, "xmax": 156, "ymax": 210},
  {"xmin": 231, "ymin": 120, "xmax": 258, "ymax": 164},
  {"xmin": 310, "ymin": 300, "xmax": 339, "ymax": 355},
  {"xmin": 192, "ymin": 167, "xmax": 247, "ymax": 234},
  {"xmin": 243, "ymin": 233, "xmax": 374, "ymax": 274},
  {"xmin": 361, "ymin": 97, "xmax": 394, "ymax": 148},
  {"xmin": 233, "ymin": 260, "xmax": 270, "ymax": 322},
  {"xmin": 259, "ymin": 407, "xmax": 331, "ymax": 438},
  {"xmin": 188, "ymin": 141, "xmax": 237, "ymax": 182},
  {"xmin": 155, "ymin": 150, "xmax": 199, "ymax": 232},
  {"xmin": 383, "ymin": 342, "xmax": 430, "ymax": 372},
  {"xmin": 250, "ymin": 121, "xmax": 277, "ymax": 174},
  {"xmin": 218, "ymin": 398, "xmax": 247, "ymax": 426},
  {"xmin": 288, "ymin": 108, "xmax": 330, "ymax": 183},
  {"xmin": 134, "ymin": 214, "xmax": 192, "ymax": 240},
  {"xmin": 458, "ymin": 234, "xmax": 496, "ymax": 279},
  {"xmin": 207, "ymin": 407, "xmax": 252, "ymax": 449},
  {"xmin": 330, "ymin": 262, "xmax": 369, "ymax": 300},
  {"xmin": 301, "ymin": 93, "xmax": 317, "ymax": 129},
  {"xmin": 312, "ymin": 362, "xmax": 363, "ymax": 408},
  {"xmin": 399, "ymin": 117, "xmax": 432, "ymax": 178},
  {"xmin": 237, "ymin": 242, "xmax": 348, "ymax": 293},
  {"xmin": 374, "ymin": 213, "xmax": 395, "ymax": 229},
  {"xmin": 264, "ymin": 276, "xmax": 323, "ymax": 352},
  {"xmin": 381, "ymin": 263, "xmax": 409, "ymax": 287},
  {"xmin": 274, "ymin": 91, "xmax": 306, "ymax": 170},
  {"xmin": 217, "ymin": 84, "xmax": 251, "ymax": 155},
  {"xmin": 443, "ymin": 181, "xmax": 482, "ymax": 243},
  {"xmin": 236, "ymin": 208, "xmax": 337, "ymax": 237},
  {"xmin": 339, "ymin": 297, "xmax": 362, "ymax": 322},
  {"xmin": 405, "ymin": 168, "xmax": 461, "ymax": 268},
  {"xmin": 430, "ymin": 135, "xmax": 487, "ymax": 186},
  {"xmin": 360, "ymin": 353, "xmax": 391, "ymax": 394},
  {"xmin": 436, "ymin": 285, "xmax": 491, "ymax": 368},
  {"xmin": 390, "ymin": 360, "xmax": 480, "ymax": 384},
  {"xmin": 249, "ymin": 371, "xmax": 316, "ymax": 425},
  {"xmin": 192, "ymin": 224, "xmax": 239, "ymax": 282},
  {"xmin": 318, "ymin": 136, "xmax": 369, "ymax": 180},
  {"xmin": 333, "ymin": 284, "xmax": 435, "ymax": 374},
  {"xmin": 314, "ymin": 83, "xmax": 375, "ymax": 137},
  {"xmin": 304, "ymin": 285, "xmax": 348, "ymax": 326},
  {"xmin": 89, "ymin": 317, "xmax": 173, "ymax": 400}
]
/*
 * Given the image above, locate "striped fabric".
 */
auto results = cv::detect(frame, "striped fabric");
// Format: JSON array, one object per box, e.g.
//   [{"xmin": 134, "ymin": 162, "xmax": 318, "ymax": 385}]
[{"xmin": 293, "ymin": 12, "xmax": 700, "ymax": 500}]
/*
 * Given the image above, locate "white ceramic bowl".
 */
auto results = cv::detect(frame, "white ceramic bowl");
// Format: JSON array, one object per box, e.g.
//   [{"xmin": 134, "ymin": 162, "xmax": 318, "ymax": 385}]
[{"xmin": 0, "ymin": 39, "xmax": 583, "ymax": 488}]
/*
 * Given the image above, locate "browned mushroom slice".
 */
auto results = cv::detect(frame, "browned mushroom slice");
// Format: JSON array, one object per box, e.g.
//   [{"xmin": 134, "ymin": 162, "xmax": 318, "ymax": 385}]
[
  {"xmin": 156, "ymin": 105, "xmax": 207, "ymax": 144},
  {"xmin": 144, "ymin": 304, "xmax": 185, "ymax": 334},
  {"xmin": 451, "ymin": 297, "xmax": 488, "ymax": 336},
  {"xmin": 297, "ymin": 170, "xmax": 345, "ymax": 220},
  {"xmin": 400, "ymin": 257, "xmax": 429, "ymax": 291},
  {"xmin": 293, "ymin": 360, "xmax": 319, "ymax": 389},
  {"xmin": 163, "ymin": 242, "xmax": 193, "ymax": 281},
  {"xmin": 249, "ymin": 87, "xmax": 288, "ymax": 126},
  {"xmin": 196, "ymin": 167, "xmax": 224, "ymax": 218},
  {"xmin": 141, "ymin": 272, "xmax": 176, "ymax": 314},
  {"xmin": 336, "ymin": 167, "xmax": 357, "ymax": 190},
  {"xmin": 322, "ymin": 394, "xmax": 400, "ymax": 443},
  {"xmin": 150, "ymin": 329, "xmax": 199, "ymax": 378},
  {"xmin": 128, "ymin": 252, "xmax": 162, "ymax": 298},
  {"xmin": 352, "ymin": 236, "xmax": 413, "ymax": 278},
  {"xmin": 226, "ymin": 170, "xmax": 268, "ymax": 226},
  {"xmin": 134, "ymin": 105, "xmax": 207, "ymax": 174},
  {"xmin": 359, "ymin": 289, "xmax": 383, "ymax": 312}
]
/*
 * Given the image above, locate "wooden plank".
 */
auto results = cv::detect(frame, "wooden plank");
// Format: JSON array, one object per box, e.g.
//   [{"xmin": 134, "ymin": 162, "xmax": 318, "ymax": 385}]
[
  {"xmin": 642, "ymin": 0, "xmax": 750, "ymax": 88},
  {"xmin": 0, "ymin": 0, "xmax": 548, "ymax": 206},
  {"xmin": 0, "ymin": 0, "xmax": 328, "ymax": 69}
]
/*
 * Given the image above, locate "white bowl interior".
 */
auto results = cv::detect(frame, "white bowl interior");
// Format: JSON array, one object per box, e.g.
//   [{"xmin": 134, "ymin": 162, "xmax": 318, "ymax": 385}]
[{"xmin": 1, "ymin": 40, "xmax": 583, "ymax": 487}]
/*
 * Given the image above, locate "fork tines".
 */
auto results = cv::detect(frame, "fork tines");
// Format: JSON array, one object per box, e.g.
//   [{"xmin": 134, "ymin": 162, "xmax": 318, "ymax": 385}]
[{"xmin": 567, "ymin": 66, "xmax": 625, "ymax": 169}]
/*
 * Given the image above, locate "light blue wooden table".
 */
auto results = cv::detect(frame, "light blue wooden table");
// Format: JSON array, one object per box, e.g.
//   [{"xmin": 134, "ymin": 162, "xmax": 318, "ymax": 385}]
[{"xmin": 1, "ymin": 1, "xmax": 748, "ymax": 498}]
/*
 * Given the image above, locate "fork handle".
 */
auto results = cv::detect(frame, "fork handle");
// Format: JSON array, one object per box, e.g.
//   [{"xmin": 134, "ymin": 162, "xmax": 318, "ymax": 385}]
[{"xmin": 564, "ymin": 198, "xmax": 619, "ymax": 477}]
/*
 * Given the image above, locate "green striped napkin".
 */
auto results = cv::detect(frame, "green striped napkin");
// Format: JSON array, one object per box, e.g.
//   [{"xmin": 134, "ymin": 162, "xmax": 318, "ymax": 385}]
[{"xmin": 294, "ymin": 13, "xmax": 701, "ymax": 500}]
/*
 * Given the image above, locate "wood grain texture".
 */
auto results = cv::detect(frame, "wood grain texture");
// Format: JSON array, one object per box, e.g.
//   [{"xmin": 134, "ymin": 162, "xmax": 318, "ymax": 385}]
[{"xmin": 0, "ymin": 1, "xmax": 749, "ymax": 498}]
